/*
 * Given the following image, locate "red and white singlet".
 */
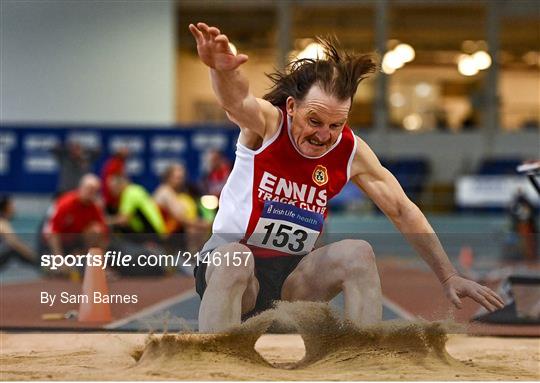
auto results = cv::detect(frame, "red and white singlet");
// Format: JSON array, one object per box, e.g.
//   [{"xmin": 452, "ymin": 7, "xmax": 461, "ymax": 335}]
[{"xmin": 201, "ymin": 105, "xmax": 357, "ymax": 258}]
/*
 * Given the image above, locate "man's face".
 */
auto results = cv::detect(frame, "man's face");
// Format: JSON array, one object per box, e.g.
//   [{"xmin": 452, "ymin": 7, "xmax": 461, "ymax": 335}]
[
  {"xmin": 79, "ymin": 181, "xmax": 100, "ymax": 203},
  {"xmin": 287, "ymin": 85, "xmax": 350, "ymax": 157}
]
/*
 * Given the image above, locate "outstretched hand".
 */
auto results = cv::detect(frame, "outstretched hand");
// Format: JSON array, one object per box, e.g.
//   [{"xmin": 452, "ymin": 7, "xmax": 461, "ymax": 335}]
[
  {"xmin": 443, "ymin": 275, "xmax": 505, "ymax": 312},
  {"xmin": 188, "ymin": 22, "xmax": 248, "ymax": 71}
]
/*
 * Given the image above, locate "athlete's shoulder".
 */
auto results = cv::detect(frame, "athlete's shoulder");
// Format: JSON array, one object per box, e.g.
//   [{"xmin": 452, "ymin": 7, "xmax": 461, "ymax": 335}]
[
  {"xmin": 351, "ymin": 135, "xmax": 388, "ymax": 177},
  {"xmin": 263, "ymin": 102, "xmax": 284, "ymax": 139},
  {"xmin": 238, "ymin": 103, "xmax": 283, "ymax": 150},
  {"xmin": 349, "ymin": 135, "xmax": 382, "ymax": 178},
  {"xmin": 57, "ymin": 190, "xmax": 78, "ymax": 207},
  {"xmin": 125, "ymin": 184, "xmax": 147, "ymax": 199}
]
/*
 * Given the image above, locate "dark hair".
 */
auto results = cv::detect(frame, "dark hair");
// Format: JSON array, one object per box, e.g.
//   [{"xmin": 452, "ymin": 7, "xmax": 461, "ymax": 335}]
[
  {"xmin": 263, "ymin": 36, "xmax": 378, "ymax": 106},
  {"xmin": 0, "ymin": 195, "xmax": 11, "ymax": 215}
]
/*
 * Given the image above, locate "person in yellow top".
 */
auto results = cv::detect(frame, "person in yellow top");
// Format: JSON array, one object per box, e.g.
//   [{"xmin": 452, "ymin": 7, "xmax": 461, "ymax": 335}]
[{"xmin": 153, "ymin": 163, "xmax": 211, "ymax": 256}]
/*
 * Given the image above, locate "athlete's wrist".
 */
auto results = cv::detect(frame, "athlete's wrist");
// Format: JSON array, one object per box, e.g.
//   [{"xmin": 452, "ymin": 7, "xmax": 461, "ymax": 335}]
[{"xmin": 440, "ymin": 271, "xmax": 459, "ymax": 285}]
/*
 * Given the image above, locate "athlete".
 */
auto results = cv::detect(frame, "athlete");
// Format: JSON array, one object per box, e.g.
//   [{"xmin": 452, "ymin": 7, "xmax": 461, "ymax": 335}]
[{"xmin": 189, "ymin": 22, "xmax": 505, "ymax": 332}]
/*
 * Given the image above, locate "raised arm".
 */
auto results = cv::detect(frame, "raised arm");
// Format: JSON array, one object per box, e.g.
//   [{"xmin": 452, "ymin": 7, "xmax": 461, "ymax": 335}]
[
  {"xmin": 350, "ymin": 136, "xmax": 504, "ymax": 312},
  {"xmin": 188, "ymin": 22, "xmax": 279, "ymax": 140}
]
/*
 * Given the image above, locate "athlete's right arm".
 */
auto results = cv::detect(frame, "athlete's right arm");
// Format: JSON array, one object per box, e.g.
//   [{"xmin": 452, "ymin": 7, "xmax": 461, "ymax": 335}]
[{"xmin": 189, "ymin": 22, "xmax": 279, "ymax": 139}]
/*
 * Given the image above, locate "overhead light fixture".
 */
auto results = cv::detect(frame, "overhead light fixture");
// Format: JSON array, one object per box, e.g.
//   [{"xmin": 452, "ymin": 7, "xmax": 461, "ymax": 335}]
[
  {"xmin": 472, "ymin": 50, "xmax": 491, "ymax": 70},
  {"xmin": 395, "ymin": 43, "xmax": 415, "ymax": 63},
  {"xmin": 458, "ymin": 54, "xmax": 479, "ymax": 76},
  {"xmin": 295, "ymin": 42, "xmax": 325, "ymax": 60},
  {"xmin": 415, "ymin": 82, "xmax": 432, "ymax": 98},
  {"xmin": 381, "ymin": 61, "xmax": 396, "ymax": 74},
  {"xmin": 383, "ymin": 51, "xmax": 404, "ymax": 69},
  {"xmin": 403, "ymin": 113, "xmax": 423, "ymax": 131},
  {"xmin": 457, "ymin": 48, "xmax": 492, "ymax": 76},
  {"xmin": 382, "ymin": 40, "xmax": 415, "ymax": 75}
]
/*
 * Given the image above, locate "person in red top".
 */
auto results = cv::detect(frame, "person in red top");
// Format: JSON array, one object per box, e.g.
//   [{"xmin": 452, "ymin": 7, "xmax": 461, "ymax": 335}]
[
  {"xmin": 201, "ymin": 149, "xmax": 232, "ymax": 197},
  {"xmin": 189, "ymin": 22, "xmax": 504, "ymax": 332},
  {"xmin": 43, "ymin": 174, "xmax": 108, "ymax": 258},
  {"xmin": 101, "ymin": 147, "xmax": 129, "ymax": 214}
]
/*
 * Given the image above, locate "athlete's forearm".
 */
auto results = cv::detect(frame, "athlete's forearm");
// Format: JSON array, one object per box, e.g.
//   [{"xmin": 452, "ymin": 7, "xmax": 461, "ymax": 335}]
[
  {"xmin": 210, "ymin": 68, "xmax": 250, "ymax": 112},
  {"xmin": 392, "ymin": 201, "xmax": 457, "ymax": 283}
]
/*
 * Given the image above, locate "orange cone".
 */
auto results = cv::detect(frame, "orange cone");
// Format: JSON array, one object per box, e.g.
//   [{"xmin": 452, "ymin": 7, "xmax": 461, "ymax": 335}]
[
  {"xmin": 459, "ymin": 245, "xmax": 474, "ymax": 270},
  {"xmin": 78, "ymin": 247, "xmax": 112, "ymax": 323}
]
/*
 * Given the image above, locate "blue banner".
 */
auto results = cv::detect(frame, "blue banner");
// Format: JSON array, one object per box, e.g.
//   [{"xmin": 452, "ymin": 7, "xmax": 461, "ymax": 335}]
[{"xmin": 0, "ymin": 125, "xmax": 239, "ymax": 194}]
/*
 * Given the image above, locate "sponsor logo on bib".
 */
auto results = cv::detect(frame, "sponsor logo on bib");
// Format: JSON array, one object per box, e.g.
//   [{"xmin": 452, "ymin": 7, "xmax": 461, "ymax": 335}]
[{"xmin": 312, "ymin": 165, "xmax": 328, "ymax": 186}]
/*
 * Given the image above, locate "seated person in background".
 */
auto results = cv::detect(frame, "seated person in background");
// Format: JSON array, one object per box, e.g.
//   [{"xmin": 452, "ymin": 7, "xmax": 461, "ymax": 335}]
[
  {"xmin": 154, "ymin": 164, "xmax": 211, "ymax": 254},
  {"xmin": 108, "ymin": 175, "xmax": 166, "ymax": 238},
  {"xmin": 100, "ymin": 147, "xmax": 129, "ymax": 214},
  {"xmin": 42, "ymin": 174, "xmax": 108, "ymax": 276},
  {"xmin": 154, "ymin": 163, "xmax": 210, "ymax": 234},
  {"xmin": 0, "ymin": 195, "xmax": 38, "ymax": 269}
]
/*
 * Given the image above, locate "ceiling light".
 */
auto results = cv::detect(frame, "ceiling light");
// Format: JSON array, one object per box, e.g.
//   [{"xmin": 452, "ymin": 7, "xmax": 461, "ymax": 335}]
[
  {"xmin": 415, "ymin": 82, "xmax": 432, "ymax": 97},
  {"xmin": 383, "ymin": 51, "xmax": 404, "ymax": 70},
  {"xmin": 403, "ymin": 113, "xmax": 423, "ymax": 131},
  {"xmin": 390, "ymin": 92, "xmax": 406, "ymax": 107},
  {"xmin": 472, "ymin": 50, "xmax": 491, "ymax": 70},
  {"xmin": 296, "ymin": 42, "xmax": 325, "ymax": 60},
  {"xmin": 395, "ymin": 43, "xmax": 415, "ymax": 63},
  {"xmin": 458, "ymin": 54, "xmax": 478, "ymax": 76}
]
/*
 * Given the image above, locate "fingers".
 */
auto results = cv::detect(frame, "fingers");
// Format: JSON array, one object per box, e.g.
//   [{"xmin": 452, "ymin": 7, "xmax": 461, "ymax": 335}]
[
  {"xmin": 448, "ymin": 288, "xmax": 463, "ymax": 309},
  {"xmin": 188, "ymin": 24, "xmax": 203, "ymax": 44},
  {"xmin": 481, "ymin": 285, "xmax": 505, "ymax": 308},
  {"xmin": 236, "ymin": 54, "xmax": 249, "ymax": 65},
  {"xmin": 197, "ymin": 23, "xmax": 221, "ymax": 41},
  {"xmin": 208, "ymin": 26, "xmax": 220, "ymax": 37},
  {"xmin": 472, "ymin": 291, "xmax": 499, "ymax": 312},
  {"xmin": 214, "ymin": 34, "xmax": 230, "ymax": 50},
  {"xmin": 190, "ymin": 22, "xmax": 232, "ymax": 52}
]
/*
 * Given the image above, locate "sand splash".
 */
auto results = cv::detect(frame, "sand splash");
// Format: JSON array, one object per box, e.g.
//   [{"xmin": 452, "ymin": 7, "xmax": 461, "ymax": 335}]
[
  {"xmin": 1, "ymin": 303, "xmax": 537, "ymax": 380},
  {"xmin": 133, "ymin": 301, "xmax": 460, "ymax": 377}
]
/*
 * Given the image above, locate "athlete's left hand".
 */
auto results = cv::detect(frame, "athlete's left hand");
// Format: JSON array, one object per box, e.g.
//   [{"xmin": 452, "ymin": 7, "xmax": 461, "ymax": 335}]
[{"xmin": 443, "ymin": 275, "xmax": 505, "ymax": 312}]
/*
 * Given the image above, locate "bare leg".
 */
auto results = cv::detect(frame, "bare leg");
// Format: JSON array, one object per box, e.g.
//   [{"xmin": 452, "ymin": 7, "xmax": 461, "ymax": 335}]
[
  {"xmin": 281, "ymin": 239, "xmax": 382, "ymax": 325},
  {"xmin": 198, "ymin": 243, "xmax": 259, "ymax": 332}
]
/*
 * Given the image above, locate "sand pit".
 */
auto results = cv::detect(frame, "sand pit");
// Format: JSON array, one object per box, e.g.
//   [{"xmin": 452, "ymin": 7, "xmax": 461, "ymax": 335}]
[{"xmin": 1, "ymin": 302, "xmax": 538, "ymax": 381}]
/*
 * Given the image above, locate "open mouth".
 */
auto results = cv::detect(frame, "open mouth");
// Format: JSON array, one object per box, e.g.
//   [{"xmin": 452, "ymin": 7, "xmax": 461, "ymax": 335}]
[{"xmin": 307, "ymin": 138, "xmax": 325, "ymax": 147}]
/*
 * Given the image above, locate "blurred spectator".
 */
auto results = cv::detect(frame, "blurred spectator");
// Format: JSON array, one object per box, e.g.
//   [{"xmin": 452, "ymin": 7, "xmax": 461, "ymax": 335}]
[
  {"xmin": 108, "ymin": 175, "xmax": 166, "ymax": 236},
  {"xmin": 42, "ymin": 174, "xmax": 108, "ymax": 275},
  {"xmin": 201, "ymin": 149, "xmax": 231, "ymax": 197},
  {"xmin": 509, "ymin": 189, "xmax": 538, "ymax": 262},
  {"xmin": 154, "ymin": 163, "xmax": 210, "ymax": 234},
  {"xmin": 0, "ymin": 195, "xmax": 38, "ymax": 269},
  {"xmin": 101, "ymin": 147, "xmax": 129, "ymax": 214},
  {"xmin": 52, "ymin": 140, "xmax": 100, "ymax": 194}
]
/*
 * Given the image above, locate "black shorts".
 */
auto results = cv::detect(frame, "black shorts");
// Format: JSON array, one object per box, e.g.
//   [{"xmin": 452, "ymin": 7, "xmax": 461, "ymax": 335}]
[{"xmin": 194, "ymin": 251, "xmax": 305, "ymax": 319}]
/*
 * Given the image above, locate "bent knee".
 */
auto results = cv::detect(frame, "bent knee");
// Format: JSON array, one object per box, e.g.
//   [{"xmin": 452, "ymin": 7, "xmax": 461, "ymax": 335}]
[
  {"xmin": 334, "ymin": 239, "xmax": 377, "ymax": 278},
  {"xmin": 205, "ymin": 242, "xmax": 254, "ymax": 287}
]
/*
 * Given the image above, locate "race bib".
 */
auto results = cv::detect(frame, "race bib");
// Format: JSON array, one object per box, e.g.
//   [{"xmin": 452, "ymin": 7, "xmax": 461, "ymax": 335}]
[{"xmin": 246, "ymin": 200, "xmax": 324, "ymax": 255}]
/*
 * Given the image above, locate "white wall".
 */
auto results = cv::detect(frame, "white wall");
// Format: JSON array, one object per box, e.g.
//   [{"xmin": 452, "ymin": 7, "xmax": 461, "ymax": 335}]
[{"xmin": 1, "ymin": 0, "xmax": 174, "ymax": 124}]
